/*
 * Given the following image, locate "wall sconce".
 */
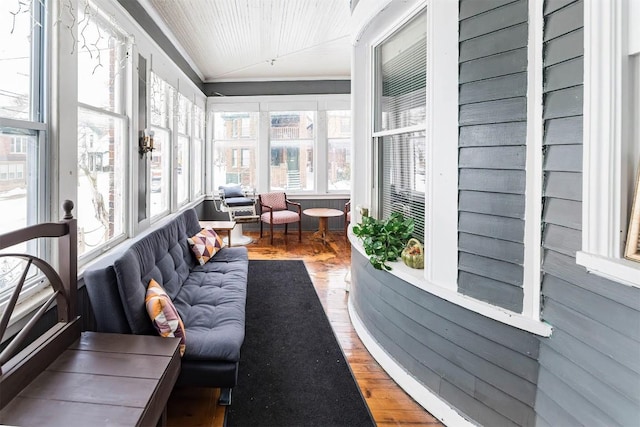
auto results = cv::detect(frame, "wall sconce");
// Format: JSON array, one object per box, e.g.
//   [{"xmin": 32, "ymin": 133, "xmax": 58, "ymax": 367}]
[{"xmin": 139, "ymin": 129, "xmax": 154, "ymax": 155}]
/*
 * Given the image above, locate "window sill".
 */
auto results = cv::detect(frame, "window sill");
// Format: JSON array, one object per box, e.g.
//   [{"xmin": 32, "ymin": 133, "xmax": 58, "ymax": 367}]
[
  {"xmin": 576, "ymin": 251, "xmax": 640, "ymax": 289},
  {"xmin": 348, "ymin": 231, "xmax": 553, "ymax": 337}
]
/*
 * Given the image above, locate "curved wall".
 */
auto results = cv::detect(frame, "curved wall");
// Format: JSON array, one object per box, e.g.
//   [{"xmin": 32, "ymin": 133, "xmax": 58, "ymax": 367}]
[
  {"xmin": 350, "ymin": 0, "xmax": 640, "ymax": 426},
  {"xmin": 350, "ymin": 249, "xmax": 539, "ymax": 426}
]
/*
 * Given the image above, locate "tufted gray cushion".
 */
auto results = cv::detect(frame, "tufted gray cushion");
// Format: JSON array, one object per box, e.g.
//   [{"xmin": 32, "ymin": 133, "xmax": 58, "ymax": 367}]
[{"xmin": 111, "ymin": 208, "xmax": 247, "ymax": 362}]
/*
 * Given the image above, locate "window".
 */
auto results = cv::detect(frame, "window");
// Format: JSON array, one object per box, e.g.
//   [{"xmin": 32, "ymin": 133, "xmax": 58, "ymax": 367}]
[
  {"xmin": 77, "ymin": 2, "xmax": 129, "ymax": 257},
  {"xmin": 10, "ymin": 137, "xmax": 27, "ymax": 153},
  {"xmin": 577, "ymin": 0, "xmax": 640, "ymax": 287},
  {"xmin": 176, "ymin": 94, "xmax": 192, "ymax": 206},
  {"xmin": 269, "ymin": 111, "xmax": 315, "ymax": 192},
  {"xmin": 0, "ymin": 0, "xmax": 46, "ymax": 302},
  {"xmin": 210, "ymin": 98, "xmax": 349, "ymax": 195},
  {"xmin": 212, "ymin": 112, "xmax": 259, "ymax": 188},
  {"xmin": 373, "ymin": 11, "xmax": 427, "ymax": 241},
  {"xmin": 149, "ymin": 72, "xmax": 174, "ymax": 218},
  {"xmin": 327, "ymin": 110, "xmax": 351, "ymax": 191},
  {"xmin": 241, "ymin": 149, "xmax": 250, "ymax": 167},
  {"xmin": 192, "ymin": 105, "xmax": 205, "ymax": 198}
]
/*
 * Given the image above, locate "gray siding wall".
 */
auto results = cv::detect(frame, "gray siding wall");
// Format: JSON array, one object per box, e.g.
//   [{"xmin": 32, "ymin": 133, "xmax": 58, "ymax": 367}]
[
  {"xmin": 458, "ymin": 0, "xmax": 528, "ymax": 312},
  {"xmin": 351, "ymin": 250, "xmax": 539, "ymax": 426},
  {"xmin": 536, "ymin": 1, "xmax": 640, "ymax": 425}
]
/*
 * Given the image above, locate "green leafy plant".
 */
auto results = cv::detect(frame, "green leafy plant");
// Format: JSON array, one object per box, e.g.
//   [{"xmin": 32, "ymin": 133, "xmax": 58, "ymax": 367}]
[{"xmin": 352, "ymin": 212, "xmax": 415, "ymax": 270}]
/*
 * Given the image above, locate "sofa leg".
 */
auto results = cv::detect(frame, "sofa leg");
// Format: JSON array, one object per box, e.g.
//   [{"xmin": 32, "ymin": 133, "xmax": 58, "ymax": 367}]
[{"xmin": 219, "ymin": 388, "xmax": 232, "ymax": 406}]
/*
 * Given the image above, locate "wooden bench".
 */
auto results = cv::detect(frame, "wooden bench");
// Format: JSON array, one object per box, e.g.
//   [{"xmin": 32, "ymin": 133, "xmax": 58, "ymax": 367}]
[{"xmin": 0, "ymin": 201, "xmax": 180, "ymax": 426}]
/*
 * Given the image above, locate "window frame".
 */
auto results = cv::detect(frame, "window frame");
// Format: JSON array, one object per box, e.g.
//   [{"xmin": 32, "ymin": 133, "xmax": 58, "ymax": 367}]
[
  {"xmin": 148, "ymin": 72, "xmax": 174, "ymax": 220},
  {"xmin": 75, "ymin": 4, "xmax": 131, "ymax": 263},
  {"xmin": 0, "ymin": 0, "xmax": 48, "ymax": 306},
  {"xmin": 208, "ymin": 95, "xmax": 351, "ymax": 197},
  {"xmin": 576, "ymin": 0, "xmax": 640, "ymax": 289}
]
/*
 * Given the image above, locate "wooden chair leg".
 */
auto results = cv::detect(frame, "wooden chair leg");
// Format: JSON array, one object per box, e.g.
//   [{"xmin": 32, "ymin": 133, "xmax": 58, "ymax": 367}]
[
  {"xmin": 260, "ymin": 221, "xmax": 263, "ymax": 238},
  {"xmin": 285, "ymin": 223, "xmax": 288, "ymax": 235},
  {"xmin": 298, "ymin": 220, "xmax": 302, "ymax": 242},
  {"xmin": 270, "ymin": 222, "xmax": 274, "ymax": 245}
]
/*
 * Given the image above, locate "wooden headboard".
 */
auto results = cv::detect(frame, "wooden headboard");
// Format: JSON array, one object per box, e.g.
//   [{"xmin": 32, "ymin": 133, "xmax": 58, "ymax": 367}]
[{"xmin": 0, "ymin": 200, "xmax": 79, "ymax": 409}]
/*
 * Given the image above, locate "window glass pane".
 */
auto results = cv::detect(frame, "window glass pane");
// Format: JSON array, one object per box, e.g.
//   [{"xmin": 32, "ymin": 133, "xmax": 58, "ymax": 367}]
[
  {"xmin": 375, "ymin": 11, "xmax": 427, "ymax": 132},
  {"xmin": 269, "ymin": 111, "xmax": 314, "ymax": 192},
  {"xmin": 194, "ymin": 106, "xmax": 205, "ymax": 140},
  {"xmin": 178, "ymin": 95, "xmax": 191, "ymax": 135},
  {"xmin": 150, "ymin": 73, "xmax": 174, "ymax": 128},
  {"xmin": 213, "ymin": 112, "xmax": 258, "ymax": 188},
  {"xmin": 0, "ymin": 2, "xmax": 39, "ymax": 120},
  {"xmin": 150, "ymin": 127, "xmax": 170, "ymax": 217},
  {"xmin": 0, "ymin": 131, "xmax": 38, "ymax": 235},
  {"xmin": 77, "ymin": 3, "xmax": 126, "ymax": 112},
  {"xmin": 380, "ymin": 131, "xmax": 425, "ymax": 240},
  {"xmin": 192, "ymin": 137, "xmax": 202, "ymax": 196},
  {"xmin": 77, "ymin": 108, "xmax": 125, "ymax": 254},
  {"xmin": 327, "ymin": 110, "xmax": 351, "ymax": 191},
  {"xmin": 176, "ymin": 135, "xmax": 189, "ymax": 204}
]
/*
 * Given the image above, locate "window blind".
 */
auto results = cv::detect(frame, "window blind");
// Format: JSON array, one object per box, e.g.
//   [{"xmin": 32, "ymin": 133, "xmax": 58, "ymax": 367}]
[{"xmin": 374, "ymin": 9, "xmax": 427, "ymax": 242}]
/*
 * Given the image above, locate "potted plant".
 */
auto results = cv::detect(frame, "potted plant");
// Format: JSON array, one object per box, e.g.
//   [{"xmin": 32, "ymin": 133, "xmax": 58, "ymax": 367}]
[{"xmin": 352, "ymin": 212, "xmax": 415, "ymax": 270}]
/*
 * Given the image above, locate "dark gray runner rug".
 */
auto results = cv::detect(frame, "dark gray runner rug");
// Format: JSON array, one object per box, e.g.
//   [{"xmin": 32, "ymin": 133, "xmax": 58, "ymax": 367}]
[{"xmin": 225, "ymin": 260, "xmax": 375, "ymax": 427}]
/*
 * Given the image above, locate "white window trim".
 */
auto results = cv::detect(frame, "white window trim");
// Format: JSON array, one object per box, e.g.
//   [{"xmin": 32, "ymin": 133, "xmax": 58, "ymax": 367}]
[
  {"xmin": 424, "ymin": 0, "xmax": 458, "ymax": 290},
  {"xmin": 522, "ymin": 0, "xmax": 544, "ymax": 320},
  {"xmin": 576, "ymin": 0, "xmax": 640, "ymax": 289}
]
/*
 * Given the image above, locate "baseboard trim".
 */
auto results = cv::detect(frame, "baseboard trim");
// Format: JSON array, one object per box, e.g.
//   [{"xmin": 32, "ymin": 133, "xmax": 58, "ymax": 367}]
[{"xmin": 348, "ymin": 298, "xmax": 475, "ymax": 427}]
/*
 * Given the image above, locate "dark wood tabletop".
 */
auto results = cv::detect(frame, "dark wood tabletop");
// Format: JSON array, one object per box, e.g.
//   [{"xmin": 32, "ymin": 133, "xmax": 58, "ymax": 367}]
[{"xmin": 0, "ymin": 332, "xmax": 181, "ymax": 427}]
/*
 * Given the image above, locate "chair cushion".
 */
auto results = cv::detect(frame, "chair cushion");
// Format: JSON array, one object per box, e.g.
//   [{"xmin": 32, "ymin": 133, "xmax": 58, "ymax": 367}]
[
  {"xmin": 173, "ymin": 247, "xmax": 247, "ymax": 362},
  {"xmin": 188, "ymin": 228, "xmax": 225, "ymax": 265},
  {"xmin": 224, "ymin": 196, "xmax": 255, "ymax": 207},
  {"xmin": 145, "ymin": 279, "xmax": 186, "ymax": 356},
  {"xmin": 261, "ymin": 210, "xmax": 299, "ymax": 224},
  {"xmin": 219, "ymin": 184, "xmax": 244, "ymax": 198}
]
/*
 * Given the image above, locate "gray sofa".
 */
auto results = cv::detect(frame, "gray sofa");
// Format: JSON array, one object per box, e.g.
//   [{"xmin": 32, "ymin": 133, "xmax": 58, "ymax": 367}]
[{"xmin": 84, "ymin": 208, "xmax": 247, "ymax": 404}]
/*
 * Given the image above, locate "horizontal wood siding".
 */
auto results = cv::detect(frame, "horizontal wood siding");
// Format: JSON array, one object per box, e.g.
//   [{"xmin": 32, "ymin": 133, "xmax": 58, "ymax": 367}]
[
  {"xmin": 537, "ymin": 2, "xmax": 640, "ymax": 425},
  {"xmin": 351, "ymin": 250, "xmax": 539, "ymax": 427},
  {"xmin": 458, "ymin": 0, "xmax": 528, "ymax": 313}
]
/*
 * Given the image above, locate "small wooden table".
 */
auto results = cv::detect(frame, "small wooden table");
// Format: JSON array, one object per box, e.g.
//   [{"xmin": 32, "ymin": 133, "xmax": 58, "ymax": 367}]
[
  {"xmin": 200, "ymin": 220, "xmax": 237, "ymax": 246},
  {"xmin": 0, "ymin": 332, "xmax": 181, "ymax": 427},
  {"xmin": 303, "ymin": 208, "xmax": 344, "ymax": 244}
]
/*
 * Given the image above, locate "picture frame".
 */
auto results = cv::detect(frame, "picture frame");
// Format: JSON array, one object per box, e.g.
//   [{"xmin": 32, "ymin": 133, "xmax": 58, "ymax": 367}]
[{"xmin": 625, "ymin": 168, "xmax": 640, "ymax": 262}]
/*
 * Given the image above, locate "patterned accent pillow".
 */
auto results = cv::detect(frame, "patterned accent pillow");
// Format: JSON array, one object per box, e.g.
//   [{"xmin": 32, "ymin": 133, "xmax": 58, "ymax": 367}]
[
  {"xmin": 187, "ymin": 227, "xmax": 225, "ymax": 265},
  {"xmin": 145, "ymin": 279, "xmax": 186, "ymax": 356}
]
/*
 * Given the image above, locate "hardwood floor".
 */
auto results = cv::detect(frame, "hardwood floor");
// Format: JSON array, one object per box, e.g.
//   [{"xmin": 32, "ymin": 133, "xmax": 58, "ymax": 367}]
[{"xmin": 167, "ymin": 230, "xmax": 442, "ymax": 426}]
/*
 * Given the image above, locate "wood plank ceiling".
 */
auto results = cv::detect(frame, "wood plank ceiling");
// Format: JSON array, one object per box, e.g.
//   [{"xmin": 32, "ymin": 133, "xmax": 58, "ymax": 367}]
[{"xmin": 145, "ymin": 0, "xmax": 352, "ymax": 82}]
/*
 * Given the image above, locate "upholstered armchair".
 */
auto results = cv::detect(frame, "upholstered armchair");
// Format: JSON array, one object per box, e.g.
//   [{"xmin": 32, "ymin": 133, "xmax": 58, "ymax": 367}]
[{"xmin": 258, "ymin": 192, "xmax": 302, "ymax": 245}]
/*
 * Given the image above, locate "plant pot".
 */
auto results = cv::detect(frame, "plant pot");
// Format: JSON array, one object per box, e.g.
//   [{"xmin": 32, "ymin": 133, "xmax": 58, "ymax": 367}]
[{"xmin": 401, "ymin": 238, "xmax": 424, "ymax": 269}]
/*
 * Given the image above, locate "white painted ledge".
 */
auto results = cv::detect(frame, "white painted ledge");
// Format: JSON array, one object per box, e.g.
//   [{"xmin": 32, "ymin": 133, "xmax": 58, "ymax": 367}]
[
  {"xmin": 348, "ymin": 231, "xmax": 553, "ymax": 337},
  {"xmin": 576, "ymin": 251, "xmax": 640, "ymax": 289}
]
